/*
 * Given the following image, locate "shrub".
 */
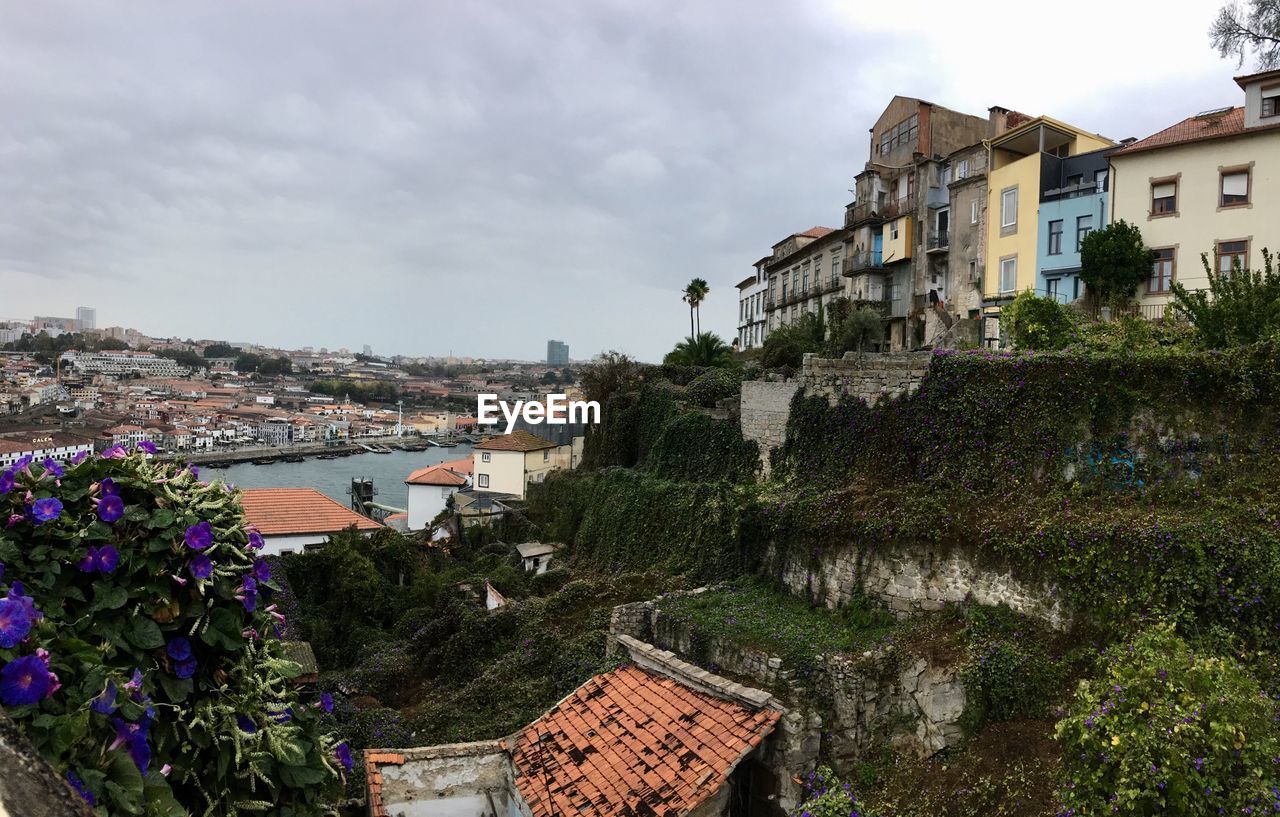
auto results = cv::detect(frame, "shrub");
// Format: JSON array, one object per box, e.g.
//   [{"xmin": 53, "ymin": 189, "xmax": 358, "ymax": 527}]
[
  {"xmin": 1171, "ymin": 246, "xmax": 1280, "ymax": 347},
  {"xmin": 1080, "ymin": 219, "xmax": 1155, "ymax": 306},
  {"xmin": 1000, "ymin": 290, "xmax": 1078, "ymax": 350},
  {"xmin": 0, "ymin": 450, "xmax": 341, "ymax": 816},
  {"xmin": 826, "ymin": 305, "xmax": 884, "ymax": 359},
  {"xmin": 684, "ymin": 367, "xmax": 742, "ymax": 408},
  {"xmin": 761, "ymin": 312, "xmax": 824, "ymax": 369},
  {"xmin": 644, "ymin": 412, "xmax": 759, "ymax": 483},
  {"xmin": 1056, "ymin": 624, "xmax": 1280, "ymax": 815},
  {"xmin": 959, "ymin": 606, "xmax": 1062, "ymax": 731},
  {"xmin": 790, "ymin": 766, "xmax": 881, "ymax": 817}
]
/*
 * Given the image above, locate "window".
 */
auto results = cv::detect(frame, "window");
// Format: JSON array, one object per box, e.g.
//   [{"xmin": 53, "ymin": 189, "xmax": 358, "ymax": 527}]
[
  {"xmin": 1216, "ymin": 240, "xmax": 1248, "ymax": 276},
  {"xmin": 801, "ymin": 265, "xmax": 809, "ymax": 293},
  {"xmin": 1263, "ymin": 88, "xmax": 1280, "ymax": 118},
  {"xmin": 878, "ymin": 113, "xmax": 919, "ymax": 155},
  {"xmin": 1151, "ymin": 180, "xmax": 1177, "ymax": 215},
  {"xmin": 1047, "ymin": 278, "xmax": 1060, "ymax": 300},
  {"xmin": 957, "ymin": 159, "xmax": 969, "ymax": 179},
  {"xmin": 1149, "ymin": 248, "xmax": 1175, "ymax": 293},
  {"xmin": 1076, "ymin": 214, "xmax": 1093, "ymax": 250},
  {"xmin": 481, "ymin": 451, "xmax": 491, "ymax": 462},
  {"xmin": 1047, "ymin": 220, "xmax": 1063, "ymax": 255},
  {"xmin": 891, "ymin": 221, "xmax": 900, "ymax": 240},
  {"xmin": 831, "ymin": 255, "xmax": 839, "ymax": 282},
  {"xmin": 1067, "ymin": 174, "xmax": 1083, "ymax": 188},
  {"xmin": 970, "ymin": 200, "xmax": 979, "ymax": 224},
  {"xmin": 1000, "ymin": 188, "xmax": 1018, "ymax": 228},
  {"xmin": 543, "ymin": 450, "xmax": 550, "ymax": 462},
  {"xmin": 999, "ymin": 256, "xmax": 1017, "ymax": 293},
  {"xmin": 968, "ymin": 260, "xmax": 977, "ymax": 282},
  {"xmin": 477, "ymin": 474, "xmax": 490, "ymax": 488},
  {"xmin": 1094, "ymin": 169, "xmax": 1107, "ymax": 193},
  {"xmin": 1220, "ymin": 169, "xmax": 1250, "ymax": 207}
]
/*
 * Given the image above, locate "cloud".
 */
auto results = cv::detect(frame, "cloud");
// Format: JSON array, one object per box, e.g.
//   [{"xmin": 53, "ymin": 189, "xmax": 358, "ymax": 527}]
[{"xmin": 0, "ymin": 0, "xmax": 1248, "ymax": 360}]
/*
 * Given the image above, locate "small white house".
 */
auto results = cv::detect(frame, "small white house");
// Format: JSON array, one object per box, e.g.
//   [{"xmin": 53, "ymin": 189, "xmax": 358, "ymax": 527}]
[
  {"xmin": 516, "ymin": 542, "xmax": 558, "ymax": 575},
  {"xmin": 404, "ymin": 457, "xmax": 472, "ymax": 531},
  {"xmin": 238, "ymin": 487, "xmax": 383, "ymax": 556}
]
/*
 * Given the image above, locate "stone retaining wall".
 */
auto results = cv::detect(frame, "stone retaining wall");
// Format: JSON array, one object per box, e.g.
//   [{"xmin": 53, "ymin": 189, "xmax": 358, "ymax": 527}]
[
  {"xmin": 798, "ymin": 352, "xmax": 932, "ymax": 405},
  {"xmin": 739, "ymin": 380, "xmax": 799, "ymax": 477}
]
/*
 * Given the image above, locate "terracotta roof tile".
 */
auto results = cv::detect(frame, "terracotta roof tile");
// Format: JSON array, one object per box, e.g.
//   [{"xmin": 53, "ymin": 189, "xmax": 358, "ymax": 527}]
[
  {"xmin": 510, "ymin": 665, "xmax": 780, "ymax": 817},
  {"xmin": 364, "ymin": 751, "xmax": 405, "ymax": 817},
  {"xmin": 405, "ymin": 460, "xmax": 471, "ymax": 486},
  {"xmin": 474, "ymin": 429, "xmax": 557, "ymax": 452},
  {"xmin": 238, "ymin": 487, "xmax": 382, "ymax": 536},
  {"xmin": 1112, "ymin": 107, "xmax": 1280, "ymax": 156}
]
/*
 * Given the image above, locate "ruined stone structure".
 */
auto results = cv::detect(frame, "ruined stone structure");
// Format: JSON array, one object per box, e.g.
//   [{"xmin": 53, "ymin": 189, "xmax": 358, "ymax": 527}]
[{"xmin": 738, "ymin": 379, "xmax": 798, "ymax": 477}]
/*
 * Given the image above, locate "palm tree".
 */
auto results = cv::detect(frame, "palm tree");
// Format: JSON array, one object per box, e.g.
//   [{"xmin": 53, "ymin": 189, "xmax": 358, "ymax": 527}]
[
  {"xmin": 664, "ymin": 332, "xmax": 736, "ymax": 368},
  {"xmin": 684, "ymin": 278, "xmax": 710, "ymax": 334},
  {"xmin": 682, "ymin": 284, "xmax": 697, "ymax": 339}
]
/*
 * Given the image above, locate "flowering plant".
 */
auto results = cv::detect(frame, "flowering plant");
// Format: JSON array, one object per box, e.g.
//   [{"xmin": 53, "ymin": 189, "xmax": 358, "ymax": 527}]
[
  {"xmin": 789, "ymin": 766, "xmax": 879, "ymax": 817},
  {"xmin": 0, "ymin": 449, "xmax": 342, "ymax": 815}
]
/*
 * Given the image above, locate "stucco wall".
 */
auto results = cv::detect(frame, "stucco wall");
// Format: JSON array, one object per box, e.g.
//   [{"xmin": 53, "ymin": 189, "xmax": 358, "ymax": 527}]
[{"xmin": 378, "ymin": 742, "xmax": 523, "ymax": 817}]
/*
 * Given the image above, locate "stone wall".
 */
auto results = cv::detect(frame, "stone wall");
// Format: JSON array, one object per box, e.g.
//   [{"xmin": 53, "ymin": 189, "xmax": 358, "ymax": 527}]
[
  {"xmin": 739, "ymin": 379, "xmax": 798, "ymax": 477},
  {"xmin": 774, "ymin": 540, "xmax": 1069, "ymax": 631},
  {"xmin": 798, "ymin": 351, "xmax": 932, "ymax": 405},
  {"xmin": 0, "ymin": 710, "xmax": 94, "ymax": 817}
]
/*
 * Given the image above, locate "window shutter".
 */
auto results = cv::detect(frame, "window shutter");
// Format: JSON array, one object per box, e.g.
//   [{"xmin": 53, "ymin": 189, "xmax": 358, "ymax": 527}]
[
  {"xmin": 1152, "ymin": 182, "xmax": 1176, "ymax": 199},
  {"xmin": 1222, "ymin": 173, "xmax": 1248, "ymax": 197}
]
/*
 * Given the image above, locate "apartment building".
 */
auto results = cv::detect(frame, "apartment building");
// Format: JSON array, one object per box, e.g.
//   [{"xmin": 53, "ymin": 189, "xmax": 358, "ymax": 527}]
[
  {"xmin": 762, "ymin": 227, "xmax": 847, "ymax": 332},
  {"xmin": 982, "ymin": 116, "xmax": 1114, "ymax": 344},
  {"xmin": 735, "ymin": 265, "xmax": 769, "ymax": 349},
  {"xmin": 1109, "ymin": 69, "xmax": 1280, "ymax": 312},
  {"xmin": 61, "ymin": 350, "xmax": 191, "ymax": 378},
  {"xmin": 944, "ymin": 140, "xmax": 991, "ymax": 323},
  {"xmin": 1036, "ymin": 148, "xmax": 1112, "ymax": 304}
]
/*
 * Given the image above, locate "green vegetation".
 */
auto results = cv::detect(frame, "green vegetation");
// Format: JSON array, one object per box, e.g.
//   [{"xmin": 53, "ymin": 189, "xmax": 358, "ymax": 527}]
[
  {"xmin": 1172, "ymin": 246, "xmax": 1280, "ymax": 347},
  {"xmin": 790, "ymin": 766, "xmax": 882, "ymax": 817},
  {"xmin": 999, "ymin": 290, "xmax": 1079, "ymax": 350},
  {"xmin": 308, "ymin": 379, "xmax": 400, "ymax": 403},
  {"xmin": 663, "ymin": 331, "xmax": 736, "ymax": 368},
  {"xmin": 682, "ymin": 277, "xmax": 710, "ymax": 337},
  {"xmin": 761, "ymin": 311, "xmax": 824, "ymax": 370},
  {"xmin": 1079, "ymin": 220, "xmax": 1155, "ymax": 306},
  {"xmin": 0, "ymin": 450, "xmax": 339, "ymax": 816}
]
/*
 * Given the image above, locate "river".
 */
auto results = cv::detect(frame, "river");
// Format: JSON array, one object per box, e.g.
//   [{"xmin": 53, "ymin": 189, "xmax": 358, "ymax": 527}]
[{"xmin": 202, "ymin": 444, "xmax": 474, "ymax": 510}]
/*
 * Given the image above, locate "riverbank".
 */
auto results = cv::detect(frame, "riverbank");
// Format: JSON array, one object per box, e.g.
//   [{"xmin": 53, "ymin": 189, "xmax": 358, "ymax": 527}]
[{"xmin": 166, "ymin": 436, "xmax": 473, "ymax": 466}]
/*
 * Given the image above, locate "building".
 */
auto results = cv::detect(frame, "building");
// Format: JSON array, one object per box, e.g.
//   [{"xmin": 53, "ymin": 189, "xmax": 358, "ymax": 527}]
[
  {"xmin": 365, "ymin": 664, "xmax": 781, "ymax": 817},
  {"xmin": 471, "ymin": 429, "xmax": 571, "ymax": 500},
  {"xmin": 60, "ymin": 350, "xmax": 190, "ymax": 379},
  {"xmin": 841, "ymin": 98, "xmax": 995, "ymax": 350},
  {"xmin": 75, "ymin": 307, "xmax": 96, "ymax": 332},
  {"xmin": 943, "ymin": 140, "xmax": 992, "ymax": 326},
  {"xmin": 1035, "ymin": 147, "xmax": 1113, "ymax": 304},
  {"xmin": 735, "ymin": 266, "xmax": 769, "ymax": 349},
  {"xmin": 1109, "ymin": 70, "xmax": 1280, "ymax": 314},
  {"xmin": 981, "ymin": 116, "xmax": 1114, "ymax": 344},
  {"xmin": 0, "ymin": 431, "xmax": 95, "ymax": 469},
  {"xmin": 515, "ymin": 541, "xmax": 558, "ymax": 574},
  {"xmin": 404, "ymin": 457, "xmax": 473, "ymax": 530},
  {"xmin": 762, "ymin": 227, "xmax": 845, "ymax": 335},
  {"xmin": 238, "ymin": 487, "xmax": 383, "ymax": 556},
  {"xmin": 546, "ymin": 340, "xmax": 569, "ymax": 367}
]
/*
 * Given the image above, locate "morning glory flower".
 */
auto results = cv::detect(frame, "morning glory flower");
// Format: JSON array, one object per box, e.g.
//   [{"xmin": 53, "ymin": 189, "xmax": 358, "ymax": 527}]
[
  {"xmin": 317, "ymin": 692, "xmax": 333, "ymax": 713},
  {"xmin": 174, "ymin": 657, "xmax": 197, "ymax": 680},
  {"xmin": 166, "ymin": 637, "xmax": 192, "ymax": 663},
  {"xmin": 66, "ymin": 771, "xmax": 95, "ymax": 806},
  {"xmin": 90, "ymin": 680, "xmax": 118, "ymax": 714},
  {"xmin": 189, "ymin": 553, "xmax": 213, "ymax": 579},
  {"xmin": 77, "ymin": 545, "xmax": 120, "ymax": 575},
  {"xmin": 31, "ymin": 497, "xmax": 63, "ymax": 524},
  {"xmin": 99, "ymin": 445, "xmax": 128, "ymax": 459},
  {"xmin": 0, "ymin": 470, "xmax": 14, "ymax": 495},
  {"xmin": 11, "ymin": 456, "xmax": 32, "ymax": 471},
  {"xmin": 236, "ymin": 714, "xmax": 258, "ymax": 734},
  {"xmin": 97, "ymin": 493, "xmax": 125, "ymax": 523},
  {"xmin": 135, "ymin": 440, "xmax": 157, "ymax": 454},
  {"xmin": 335, "ymin": 742, "xmax": 353, "ymax": 772},
  {"xmin": 0, "ymin": 598, "xmax": 32, "ymax": 648},
  {"xmin": 100, "ymin": 477, "xmax": 119, "ymax": 496},
  {"xmin": 109, "ymin": 717, "xmax": 151, "ymax": 773},
  {"xmin": 7, "ymin": 582, "xmax": 42, "ymax": 625},
  {"xmin": 237, "ymin": 577, "xmax": 258, "ymax": 612},
  {"xmin": 246, "ymin": 527, "xmax": 264, "ymax": 551},
  {"xmin": 40, "ymin": 458, "xmax": 63, "ymax": 478},
  {"xmin": 252, "ymin": 559, "xmax": 270, "ymax": 583},
  {"xmin": 0, "ymin": 654, "xmax": 53, "ymax": 706},
  {"xmin": 69, "ymin": 450, "xmax": 89, "ymax": 465},
  {"xmin": 184, "ymin": 520, "xmax": 213, "ymax": 550}
]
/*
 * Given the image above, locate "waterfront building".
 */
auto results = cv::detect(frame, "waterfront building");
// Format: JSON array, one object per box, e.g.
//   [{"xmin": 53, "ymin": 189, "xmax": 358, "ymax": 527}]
[
  {"xmin": 405, "ymin": 456, "xmax": 473, "ymax": 531},
  {"xmin": 472, "ymin": 429, "xmax": 571, "ymax": 500},
  {"xmin": 0, "ymin": 431, "xmax": 94, "ymax": 469},
  {"xmin": 238, "ymin": 487, "xmax": 382, "ymax": 556},
  {"xmin": 60, "ymin": 350, "xmax": 190, "ymax": 378},
  {"xmin": 1109, "ymin": 69, "xmax": 1280, "ymax": 315}
]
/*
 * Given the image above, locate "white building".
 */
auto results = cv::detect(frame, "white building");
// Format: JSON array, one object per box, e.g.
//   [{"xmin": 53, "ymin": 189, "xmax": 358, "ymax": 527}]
[
  {"xmin": 60, "ymin": 350, "xmax": 189, "ymax": 378},
  {"xmin": 735, "ymin": 266, "xmax": 769, "ymax": 350},
  {"xmin": 404, "ymin": 457, "xmax": 473, "ymax": 531},
  {"xmin": 0, "ymin": 432, "xmax": 95, "ymax": 469},
  {"xmin": 76, "ymin": 307, "xmax": 97, "ymax": 331},
  {"xmin": 238, "ymin": 487, "xmax": 383, "ymax": 556}
]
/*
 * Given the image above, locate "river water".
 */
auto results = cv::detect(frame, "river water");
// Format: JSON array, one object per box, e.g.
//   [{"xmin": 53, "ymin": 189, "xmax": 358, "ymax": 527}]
[{"xmin": 203, "ymin": 444, "xmax": 475, "ymax": 511}]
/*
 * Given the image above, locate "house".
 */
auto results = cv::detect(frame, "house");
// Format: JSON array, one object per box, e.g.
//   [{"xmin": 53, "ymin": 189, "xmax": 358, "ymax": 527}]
[
  {"xmin": 0, "ymin": 431, "xmax": 95, "ymax": 469},
  {"xmin": 761, "ymin": 227, "xmax": 845, "ymax": 335},
  {"xmin": 1109, "ymin": 69, "xmax": 1280, "ymax": 314},
  {"xmin": 365, "ymin": 665, "xmax": 781, "ymax": 817},
  {"xmin": 982, "ymin": 116, "xmax": 1115, "ymax": 345},
  {"xmin": 451, "ymin": 489, "xmax": 518, "ymax": 528},
  {"xmin": 515, "ymin": 542, "xmax": 558, "ymax": 574},
  {"xmin": 736, "ymin": 268, "xmax": 769, "ymax": 350},
  {"xmin": 1036, "ymin": 147, "xmax": 1113, "ymax": 304},
  {"xmin": 472, "ymin": 429, "xmax": 571, "ymax": 500},
  {"xmin": 404, "ymin": 457, "xmax": 473, "ymax": 531},
  {"xmin": 238, "ymin": 487, "xmax": 382, "ymax": 556}
]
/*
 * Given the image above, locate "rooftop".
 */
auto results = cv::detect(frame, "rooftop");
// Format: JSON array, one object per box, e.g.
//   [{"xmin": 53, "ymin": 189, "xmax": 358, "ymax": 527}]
[
  {"xmin": 238, "ymin": 487, "xmax": 382, "ymax": 536},
  {"xmin": 405, "ymin": 460, "xmax": 471, "ymax": 486},
  {"xmin": 1112, "ymin": 106, "xmax": 1280, "ymax": 156},
  {"xmin": 474, "ymin": 429, "xmax": 558, "ymax": 452}
]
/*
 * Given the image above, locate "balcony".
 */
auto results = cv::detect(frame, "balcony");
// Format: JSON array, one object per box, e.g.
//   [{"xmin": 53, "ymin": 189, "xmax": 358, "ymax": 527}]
[
  {"xmin": 927, "ymin": 230, "xmax": 949, "ymax": 253},
  {"xmin": 842, "ymin": 252, "xmax": 886, "ymax": 276},
  {"xmin": 844, "ymin": 195, "xmax": 917, "ymax": 227},
  {"xmin": 926, "ymin": 186, "xmax": 949, "ymax": 209}
]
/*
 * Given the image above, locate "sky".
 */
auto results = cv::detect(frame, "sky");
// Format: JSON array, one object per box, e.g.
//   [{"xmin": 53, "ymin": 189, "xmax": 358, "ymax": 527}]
[{"xmin": 0, "ymin": 0, "xmax": 1253, "ymax": 362}]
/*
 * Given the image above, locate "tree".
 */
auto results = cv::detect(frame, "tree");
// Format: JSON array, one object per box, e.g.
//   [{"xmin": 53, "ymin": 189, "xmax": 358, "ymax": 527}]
[
  {"xmin": 540, "ymin": 370, "xmax": 559, "ymax": 385},
  {"xmin": 1000, "ymin": 290, "xmax": 1079, "ymax": 350},
  {"xmin": 826, "ymin": 305, "xmax": 884, "ymax": 361},
  {"xmin": 663, "ymin": 332, "xmax": 735, "ymax": 368},
  {"xmin": 202, "ymin": 342, "xmax": 237, "ymax": 358},
  {"xmin": 579, "ymin": 351, "xmax": 641, "ymax": 407},
  {"xmin": 1171, "ymin": 246, "xmax": 1280, "ymax": 347},
  {"xmin": 1080, "ymin": 219, "xmax": 1155, "ymax": 306},
  {"xmin": 761, "ymin": 311, "xmax": 824, "ymax": 369},
  {"xmin": 682, "ymin": 278, "xmax": 709, "ymax": 335},
  {"xmin": 1211, "ymin": 0, "xmax": 1280, "ymax": 68}
]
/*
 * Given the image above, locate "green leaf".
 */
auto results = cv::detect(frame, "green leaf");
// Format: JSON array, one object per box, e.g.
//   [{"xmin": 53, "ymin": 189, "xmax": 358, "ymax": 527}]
[
  {"xmin": 278, "ymin": 764, "xmax": 330, "ymax": 787},
  {"xmin": 148, "ymin": 508, "xmax": 176, "ymax": 530},
  {"xmin": 106, "ymin": 750, "xmax": 146, "ymax": 814},
  {"xmin": 144, "ymin": 779, "xmax": 186, "ymax": 817},
  {"xmin": 90, "ymin": 584, "xmax": 129, "ymax": 612},
  {"xmin": 156, "ymin": 673, "xmax": 192, "ymax": 703},
  {"xmin": 200, "ymin": 607, "xmax": 245, "ymax": 651},
  {"xmin": 125, "ymin": 617, "xmax": 166, "ymax": 650}
]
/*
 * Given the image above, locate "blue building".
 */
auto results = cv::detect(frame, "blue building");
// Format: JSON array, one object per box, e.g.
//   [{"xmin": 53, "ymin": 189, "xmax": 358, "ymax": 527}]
[{"xmin": 1035, "ymin": 148, "xmax": 1111, "ymax": 303}]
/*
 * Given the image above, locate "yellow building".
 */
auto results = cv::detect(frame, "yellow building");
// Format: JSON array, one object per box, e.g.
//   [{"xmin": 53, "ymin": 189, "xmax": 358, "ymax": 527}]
[
  {"xmin": 982, "ymin": 117, "xmax": 1113, "ymax": 344},
  {"xmin": 1109, "ymin": 69, "xmax": 1280, "ymax": 313},
  {"xmin": 471, "ymin": 429, "xmax": 574, "ymax": 500}
]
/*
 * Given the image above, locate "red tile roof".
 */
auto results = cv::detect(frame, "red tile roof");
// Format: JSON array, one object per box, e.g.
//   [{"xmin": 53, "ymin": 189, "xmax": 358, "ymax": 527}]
[
  {"xmin": 510, "ymin": 665, "xmax": 780, "ymax": 817},
  {"xmin": 1112, "ymin": 107, "xmax": 1280, "ymax": 156},
  {"xmin": 474, "ymin": 429, "xmax": 557, "ymax": 452},
  {"xmin": 238, "ymin": 487, "xmax": 382, "ymax": 536},
  {"xmin": 364, "ymin": 752, "xmax": 406, "ymax": 817},
  {"xmin": 405, "ymin": 461, "xmax": 470, "ymax": 486},
  {"xmin": 795, "ymin": 226, "xmax": 834, "ymax": 240}
]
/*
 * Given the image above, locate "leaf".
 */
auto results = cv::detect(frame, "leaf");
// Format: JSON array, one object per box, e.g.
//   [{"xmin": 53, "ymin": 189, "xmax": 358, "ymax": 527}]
[
  {"xmin": 90, "ymin": 584, "xmax": 129, "ymax": 612},
  {"xmin": 144, "ymin": 778, "xmax": 186, "ymax": 817},
  {"xmin": 156, "ymin": 673, "xmax": 192, "ymax": 703},
  {"xmin": 200, "ymin": 607, "xmax": 245, "ymax": 651},
  {"xmin": 278, "ymin": 764, "xmax": 330, "ymax": 787},
  {"xmin": 125, "ymin": 617, "xmax": 166, "ymax": 650},
  {"xmin": 106, "ymin": 750, "xmax": 146, "ymax": 814},
  {"xmin": 148, "ymin": 508, "xmax": 177, "ymax": 530}
]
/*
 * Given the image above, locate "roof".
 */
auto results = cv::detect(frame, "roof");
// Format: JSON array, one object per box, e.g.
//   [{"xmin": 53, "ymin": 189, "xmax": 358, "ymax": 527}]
[
  {"xmin": 1111, "ymin": 106, "xmax": 1280, "ymax": 156},
  {"xmin": 735, "ymin": 275, "xmax": 757, "ymax": 289},
  {"xmin": 516, "ymin": 542, "xmax": 557, "ymax": 559},
  {"xmin": 405, "ymin": 461, "xmax": 470, "ymax": 486},
  {"xmin": 279, "ymin": 641, "xmax": 319, "ymax": 681},
  {"xmin": 238, "ymin": 487, "xmax": 382, "ymax": 536},
  {"xmin": 474, "ymin": 429, "xmax": 557, "ymax": 452},
  {"xmin": 510, "ymin": 665, "xmax": 780, "ymax": 817},
  {"xmin": 364, "ymin": 751, "xmax": 406, "ymax": 817},
  {"xmin": 1234, "ymin": 68, "xmax": 1280, "ymax": 88}
]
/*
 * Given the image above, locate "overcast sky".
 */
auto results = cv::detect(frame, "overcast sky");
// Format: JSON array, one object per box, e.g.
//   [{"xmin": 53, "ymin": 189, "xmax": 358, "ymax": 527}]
[{"xmin": 0, "ymin": 0, "xmax": 1250, "ymax": 362}]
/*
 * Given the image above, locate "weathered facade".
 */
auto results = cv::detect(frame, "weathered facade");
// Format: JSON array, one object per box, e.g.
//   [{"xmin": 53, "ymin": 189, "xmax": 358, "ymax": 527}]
[{"xmin": 761, "ymin": 227, "xmax": 848, "ymax": 335}]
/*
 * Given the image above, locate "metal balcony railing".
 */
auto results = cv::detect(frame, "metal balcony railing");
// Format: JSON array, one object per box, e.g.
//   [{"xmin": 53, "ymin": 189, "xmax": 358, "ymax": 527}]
[
  {"xmin": 842, "ymin": 252, "xmax": 886, "ymax": 275},
  {"xmin": 927, "ymin": 230, "xmax": 950, "ymax": 251}
]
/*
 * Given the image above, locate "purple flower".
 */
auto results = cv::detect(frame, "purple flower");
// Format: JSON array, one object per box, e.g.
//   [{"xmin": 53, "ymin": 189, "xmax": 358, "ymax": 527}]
[
  {"xmin": 66, "ymin": 771, "xmax": 95, "ymax": 806},
  {"xmin": 238, "ymin": 577, "xmax": 258, "ymax": 612},
  {"xmin": 7, "ymin": 582, "xmax": 42, "ymax": 625},
  {"xmin": 12, "ymin": 455, "xmax": 32, "ymax": 471},
  {"xmin": 252, "ymin": 559, "xmax": 270, "ymax": 583},
  {"xmin": 123, "ymin": 668, "xmax": 143, "ymax": 693},
  {"xmin": 31, "ymin": 497, "xmax": 63, "ymax": 524},
  {"xmin": 0, "ymin": 654, "xmax": 52, "ymax": 706},
  {"xmin": 100, "ymin": 478, "xmax": 119, "ymax": 496},
  {"xmin": 272, "ymin": 707, "xmax": 294, "ymax": 723},
  {"xmin": 91, "ymin": 681, "xmax": 119, "ymax": 714},
  {"xmin": 97, "ymin": 493, "xmax": 125, "ymax": 523},
  {"xmin": 186, "ymin": 463, "xmax": 200, "ymax": 479},
  {"xmin": 236, "ymin": 714, "xmax": 257, "ymax": 734},
  {"xmin": 100, "ymin": 445, "xmax": 128, "ymax": 459},
  {"xmin": 174, "ymin": 657, "xmax": 197, "ymax": 679},
  {"xmin": 318, "ymin": 691, "xmax": 333, "ymax": 713},
  {"xmin": 109, "ymin": 717, "xmax": 151, "ymax": 774},
  {"xmin": 335, "ymin": 741, "xmax": 353, "ymax": 772},
  {"xmin": 70, "ymin": 450, "xmax": 89, "ymax": 465},
  {"xmin": 135, "ymin": 440, "xmax": 157, "ymax": 454},
  {"xmin": 166, "ymin": 637, "xmax": 192, "ymax": 662},
  {"xmin": 77, "ymin": 545, "xmax": 120, "ymax": 575},
  {"xmin": 189, "ymin": 553, "xmax": 213, "ymax": 580},
  {"xmin": 0, "ymin": 470, "xmax": 14, "ymax": 495},
  {"xmin": 0, "ymin": 598, "xmax": 32, "ymax": 648},
  {"xmin": 184, "ymin": 520, "xmax": 213, "ymax": 550},
  {"xmin": 40, "ymin": 457, "xmax": 63, "ymax": 478},
  {"xmin": 246, "ymin": 527, "xmax": 264, "ymax": 551}
]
